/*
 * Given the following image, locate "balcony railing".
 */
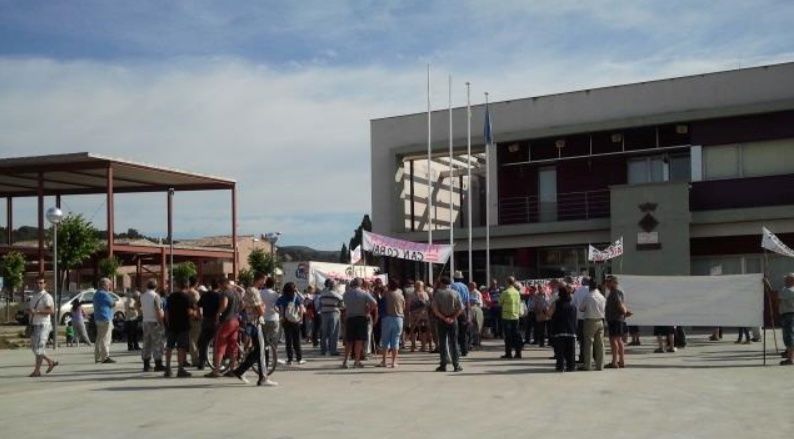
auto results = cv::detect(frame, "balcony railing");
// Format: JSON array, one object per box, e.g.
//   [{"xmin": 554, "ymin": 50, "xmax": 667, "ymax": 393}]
[{"xmin": 499, "ymin": 189, "xmax": 611, "ymax": 225}]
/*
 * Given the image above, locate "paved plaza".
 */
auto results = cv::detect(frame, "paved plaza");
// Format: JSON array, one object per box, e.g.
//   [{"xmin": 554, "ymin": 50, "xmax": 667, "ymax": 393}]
[{"xmin": 0, "ymin": 332, "xmax": 791, "ymax": 439}]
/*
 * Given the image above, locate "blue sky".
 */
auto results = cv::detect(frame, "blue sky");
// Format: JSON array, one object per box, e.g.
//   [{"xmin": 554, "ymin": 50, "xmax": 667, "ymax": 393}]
[{"xmin": 1, "ymin": 0, "xmax": 793, "ymax": 249}]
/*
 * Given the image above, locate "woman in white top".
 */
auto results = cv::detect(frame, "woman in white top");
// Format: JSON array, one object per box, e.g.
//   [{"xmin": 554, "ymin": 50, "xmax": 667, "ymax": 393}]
[{"xmin": 28, "ymin": 277, "xmax": 58, "ymax": 377}]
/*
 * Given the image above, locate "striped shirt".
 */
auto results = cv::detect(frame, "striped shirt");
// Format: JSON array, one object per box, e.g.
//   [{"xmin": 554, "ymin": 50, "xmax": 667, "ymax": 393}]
[{"xmin": 318, "ymin": 288, "xmax": 345, "ymax": 314}]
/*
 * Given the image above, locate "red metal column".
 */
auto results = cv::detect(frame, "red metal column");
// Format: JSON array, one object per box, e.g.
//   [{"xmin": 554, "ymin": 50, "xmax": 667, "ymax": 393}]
[
  {"xmin": 37, "ymin": 172, "xmax": 45, "ymax": 275},
  {"xmin": 231, "ymin": 187, "xmax": 238, "ymax": 281},
  {"xmin": 160, "ymin": 247, "xmax": 166, "ymax": 291},
  {"xmin": 106, "ymin": 165, "xmax": 115, "ymax": 257},
  {"xmin": 6, "ymin": 197, "xmax": 12, "ymax": 245},
  {"xmin": 136, "ymin": 256, "xmax": 143, "ymax": 290}
]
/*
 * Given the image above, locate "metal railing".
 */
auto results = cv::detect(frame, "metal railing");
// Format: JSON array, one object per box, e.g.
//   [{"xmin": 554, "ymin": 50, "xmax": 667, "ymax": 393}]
[{"xmin": 499, "ymin": 189, "xmax": 610, "ymax": 224}]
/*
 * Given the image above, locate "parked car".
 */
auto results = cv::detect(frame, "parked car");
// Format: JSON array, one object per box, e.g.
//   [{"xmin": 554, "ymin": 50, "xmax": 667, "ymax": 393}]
[{"xmin": 59, "ymin": 289, "xmax": 125, "ymax": 325}]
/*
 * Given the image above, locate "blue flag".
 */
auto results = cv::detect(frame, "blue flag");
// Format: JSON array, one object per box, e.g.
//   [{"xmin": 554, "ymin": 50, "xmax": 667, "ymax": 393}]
[{"xmin": 483, "ymin": 103, "xmax": 493, "ymax": 146}]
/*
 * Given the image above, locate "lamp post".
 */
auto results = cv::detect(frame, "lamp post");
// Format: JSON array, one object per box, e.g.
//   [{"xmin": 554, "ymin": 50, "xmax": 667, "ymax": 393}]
[
  {"xmin": 263, "ymin": 232, "xmax": 281, "ymax": 277},
  {"xmin": 46, "ymin": 207, "xmax": 64, "ymax": 350}
]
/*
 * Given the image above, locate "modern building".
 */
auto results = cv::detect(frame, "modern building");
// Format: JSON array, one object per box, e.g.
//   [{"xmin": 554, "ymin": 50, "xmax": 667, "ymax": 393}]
[{"xmin": 370, "ymin": 62, "xmax": 794, "ymax": 287}]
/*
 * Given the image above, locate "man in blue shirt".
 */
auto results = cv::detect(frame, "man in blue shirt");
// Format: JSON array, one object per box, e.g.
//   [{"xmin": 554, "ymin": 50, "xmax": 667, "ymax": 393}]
[
  {"xmin": 93, "ymin": 277, "xmax": 117, "ymax": 364},
  {"xmin": 451, "ymin": 271, "xmax": 471, "ymax": 356}
]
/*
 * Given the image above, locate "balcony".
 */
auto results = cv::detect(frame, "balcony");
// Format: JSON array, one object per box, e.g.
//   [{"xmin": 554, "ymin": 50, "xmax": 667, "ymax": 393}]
[{"xmin": 499, "ymin": 189, "xmax": 611, "ymax": 225}]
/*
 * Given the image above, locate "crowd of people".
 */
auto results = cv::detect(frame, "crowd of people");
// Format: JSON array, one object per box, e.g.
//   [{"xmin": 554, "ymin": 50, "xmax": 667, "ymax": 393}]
[{"xmin": 25, "ymin": 271, "xmax": 794, "ymax": 379}]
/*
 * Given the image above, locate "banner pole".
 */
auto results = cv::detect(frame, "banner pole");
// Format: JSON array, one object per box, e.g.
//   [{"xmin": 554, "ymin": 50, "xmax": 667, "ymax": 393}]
[
  {"xmin": 427, "ymin": 63, "xmax": 434, "ymax": 287},
  {"xmin": 763, "ymin": 249, "xmax": 779, "ymax": 354}
]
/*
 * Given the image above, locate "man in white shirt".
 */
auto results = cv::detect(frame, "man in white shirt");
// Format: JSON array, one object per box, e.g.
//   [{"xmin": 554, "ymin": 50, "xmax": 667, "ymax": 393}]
[
  {"xmin": 572, "ymin": 278, "xmax": 591, "ymax": 364},
  {"xmin": 259, "ymin": 277, "xmax": 281, "ymax": 349},
  {"xmin": 578, "ymin": 279, "xmax": 606, "ymax": 371},
  {"xmin": 28, "ymin": 277, "xmax": 58, "ymax": 377},
  {"xmin": 137, "ymin": 279, "xmax": 165, "ymax": 372}
]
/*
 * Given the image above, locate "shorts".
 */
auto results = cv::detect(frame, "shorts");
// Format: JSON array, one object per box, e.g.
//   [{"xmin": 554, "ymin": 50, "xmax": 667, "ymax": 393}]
[
  {"xmin": 607, "ymin": 321, "xmax": 627, "ymax": 337},
  {"xmin": 345, "ymin": 316, "xmax": 369, "ymax": 342},
  {"xmin": 653, "ymin": 326, "xmax": 675, "ymax": 337},
  {"xmin": 31, "ymin": 323, "xmax": 51, "ymax": 356},
  {"xmin": 166, "ymin": 330, "xmax": 190, "ymax": 350},
  {"xmin": 380, "ymin": 316, "xmax": 404, "ymax": 350},
  {"xmin": 782, "ymin": 313, "xmax": 794, "ymax": 349}
]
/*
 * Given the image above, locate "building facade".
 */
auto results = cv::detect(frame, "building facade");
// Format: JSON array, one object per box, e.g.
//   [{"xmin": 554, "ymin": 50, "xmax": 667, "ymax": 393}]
[{"xmin": 370, "ymin": 62, "xmax": 794, "ymax": 286}]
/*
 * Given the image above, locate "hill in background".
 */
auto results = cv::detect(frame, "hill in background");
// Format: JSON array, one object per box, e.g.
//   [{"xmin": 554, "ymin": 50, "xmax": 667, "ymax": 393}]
[{"xmin": 279, "ymin": 246, "xmax": 339, "ymax": 263}]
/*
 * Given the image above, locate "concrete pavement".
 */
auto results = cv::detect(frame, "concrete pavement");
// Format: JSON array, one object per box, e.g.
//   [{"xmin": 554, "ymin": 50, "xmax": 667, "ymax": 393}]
[{"xmin": 0, "ymin": 332, "xmax": 791, "ymax": 439}]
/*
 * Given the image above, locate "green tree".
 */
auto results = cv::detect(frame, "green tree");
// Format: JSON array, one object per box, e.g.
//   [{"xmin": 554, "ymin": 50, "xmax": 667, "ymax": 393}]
[
  {"xmin": 172, "ymin": 262, "xmax": 197, "ymax": 287},
  {"xmin": 348, "ymin": 214, "xmax": 377, "ymax": 266},
  {"xmin": 340, "ymin": 243, "xmax": 349, "ymax": 263},
  {"xmin": 51, "ymin": 214, "xmax": 100, "ymax": 314},
  {"xmin": 248, "ymin": 248, "xmax": 269, "ymax": 276},
  {"xmin": 98, "ymin": 256, "xmax": 121, "ymax": 284},
  {"xmin": 237, "ymin": 268, "xmax": 254, "ymax": 288},
  {"xmin": 1, "ymin": 251, "xmax": 26, "ymax": 322}
]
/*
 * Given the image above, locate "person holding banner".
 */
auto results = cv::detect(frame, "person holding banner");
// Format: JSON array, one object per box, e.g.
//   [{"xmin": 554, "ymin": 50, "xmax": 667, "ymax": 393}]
[{"xmin": 764, "ymin": 273, "xmax": 794, "ymax": 366}]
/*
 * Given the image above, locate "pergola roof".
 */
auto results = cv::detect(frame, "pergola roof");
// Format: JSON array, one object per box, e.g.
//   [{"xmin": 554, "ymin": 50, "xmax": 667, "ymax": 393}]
[{"xmin": 0, "ymin": 152, "xmax": 235, "ymax": 197}]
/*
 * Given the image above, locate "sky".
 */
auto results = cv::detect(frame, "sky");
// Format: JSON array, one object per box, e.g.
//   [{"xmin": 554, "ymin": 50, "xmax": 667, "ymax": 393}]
[{"xmin": 1, "ymin": 0, "xmax": 793, "ymax": 250}]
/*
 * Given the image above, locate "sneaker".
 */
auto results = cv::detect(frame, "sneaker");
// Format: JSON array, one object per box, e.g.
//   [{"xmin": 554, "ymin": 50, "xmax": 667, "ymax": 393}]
[
  {"xmin": 286, "ymin": 361, "xmax": 293, "ymax": 367},
  {"xmin": 258, "ymin": 377, "xmax": 279, "ymax": 387},
  {"xmin": 164, "ymin": 369, "xmax": 172, "ymax": 378},
  {"xmin": 340, "ymin": 362, "xmax": 350, "ymax": 369},
  {"xmin": 234, "ymin": 372, "xmax": 249, "ymax": 383},
  {"xmin": 453, "ymin": 366, "xmax": 463, "ymax": 372},
  {"xmin": 666, "ymin": 347, "xmax": 677, "ymax": 353},
  {"xmin": 780, "ymin": 359, "xmax": 793, "ymax": 366},
  {"xmin": 297, "ymin": 360, "xmax": 307, "ymax": 365},
  {"xmin": 751, "ymin": 338, "xmax": 762, "ymax": 342},
  {"xmin": 176, "ymin": 369, "xmax": 192, "ymax": 378},
  {"xmin": 435, "ymin": 365, "xmax": 447, "ymax": 372},
  {"xmin": 277, "ymin": 359, "xmax": 287, "ymax": 365},
  {"xmin": 653, "ymin": 348, "xmax": 665, "ymax": 353},
  {"xmin": 353, "ymin": 362, "xmax": 364, "ymax": 369},
  {"xmin": 742, "ymin": 340, "xmax": 752, "ymax": 344},
  {"xmin": 500, "ymin": 355, "xmax": 513, "ymax": 360},
  {"xmin": 101, "ymin": 358, "xmax": 116, "ymax": 364},
  {"xmin": 204, "ymin": 371, "xmax": 221, "ymax": 378},
  {"xmin": 223, "ymin": 370, "xmax": 237, "ymax": 378}
]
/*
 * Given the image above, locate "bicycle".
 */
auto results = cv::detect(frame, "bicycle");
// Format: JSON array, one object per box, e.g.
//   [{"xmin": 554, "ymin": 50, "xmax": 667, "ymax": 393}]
[{"xmin": 206, "ymin": 319, "xmax": 277, "ymax": 377}]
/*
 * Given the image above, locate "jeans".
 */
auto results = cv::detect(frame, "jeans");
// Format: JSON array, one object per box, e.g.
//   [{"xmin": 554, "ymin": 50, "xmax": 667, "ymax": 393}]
[
  {"xmin": 582, "ymin": 319, "xmax": 605, "ymax": 370},
  {"xmin": 312, "ymin": 314, "xmax": 322, "ymax": 346},
  {"xmin": 524, "ymin": 312, "xmax": 536, "ymax": 343},
  {"xmin": 436, "ymin": 319, "xmax": 460, "ymax": 368},
  {"xmin": 197, "ymin": 324, "xmax": 215, "ymax": 367},
  {"xmin": 320, "ymin": 312, "xmax": 341, "ymax": 354},
  {"xmin": 94, "ymin": 321, "xmax": 113, "ymax": 362},
  {"xmin": 458, "ymin": 320, "xmax": 470, "ymax": 355},
  {"xmin": 235, "ymin": 324, "xmax": 266, "ymax": 382},
  {"xmin": 283, "ymin": 321, "xmax": 302, "ymax": 362},
  {"xmin": 490, "ymin": 307, "xmax": 503, "ymax": 338},
  {"xmin": 535, "ymin": 319, "xmax": 549, "ymax": 347},
  {"xmin": 503, "ymin": 319, "xmax": 522, "ymax": 357}
]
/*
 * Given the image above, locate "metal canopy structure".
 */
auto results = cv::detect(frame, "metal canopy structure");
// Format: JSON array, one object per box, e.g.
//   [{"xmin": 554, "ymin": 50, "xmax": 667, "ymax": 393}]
[{"xmin": 0, "ymin": 152, "xmax": 239, "ymax": 287}]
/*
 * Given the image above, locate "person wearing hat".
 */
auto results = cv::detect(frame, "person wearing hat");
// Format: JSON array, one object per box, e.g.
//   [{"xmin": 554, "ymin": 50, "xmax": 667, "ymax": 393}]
[
  {"xmin": 764, "ymin": 273, "xmax": 794, "ymax": 365},
  {"xmin": 93, "ymin": 277, "xmax": 119, "ymax": 364}
]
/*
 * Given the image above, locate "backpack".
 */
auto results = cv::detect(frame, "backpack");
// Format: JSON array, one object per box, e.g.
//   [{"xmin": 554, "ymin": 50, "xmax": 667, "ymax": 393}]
[{"xmin": 284, "ymin": 297, "xmax": 301, "ymax": 323}]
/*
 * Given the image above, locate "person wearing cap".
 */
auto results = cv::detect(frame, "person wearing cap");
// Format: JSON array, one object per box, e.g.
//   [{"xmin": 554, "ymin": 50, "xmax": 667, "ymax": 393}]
[
  {"xmin": 499, "ymin": 277, "xmax": 523, "ymax": 359},
  {"xmin": 764, "ymin": 273, "xmax": 794, "ymax": 365},
  {"xmin": 93, "ymin": 277, "xmax": 118, "ymax": 364}
]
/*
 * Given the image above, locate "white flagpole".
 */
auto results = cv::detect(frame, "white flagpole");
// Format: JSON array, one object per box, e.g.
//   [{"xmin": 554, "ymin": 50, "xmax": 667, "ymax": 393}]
[
  {"xmin": 485, "ymin": 92, "xmax": 491, "ymax": 287},
  {"xmin": 466, "ymin": 82, "xmax": 473, "ymax": 284},
  {"xmin": 427, "ymin": 63, "xmax": 434, "ymax": 287},
  {"xmin": 448, "ymin": 74, "xmax": 455, "ymax": 277}
]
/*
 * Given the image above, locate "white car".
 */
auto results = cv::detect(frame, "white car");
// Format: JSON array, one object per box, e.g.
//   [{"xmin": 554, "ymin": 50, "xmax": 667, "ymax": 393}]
[{"xmin": 59, "ymin": 289, "xmax": 125, "ymax": 325}]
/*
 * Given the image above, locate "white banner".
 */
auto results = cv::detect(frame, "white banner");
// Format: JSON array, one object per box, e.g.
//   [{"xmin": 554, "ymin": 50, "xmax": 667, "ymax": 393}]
[
  {"xmin": 620, "ymin": 274, "xmax": 763, "ymax": 327},
  {"xmin": 761, "ymin": 227, "xmax": 794, "ymax": 258},
  {"xmin": 362, "ymin": 231, "xmax": 452, "ymax": 264},
  {"xmin": 588, "ymin": 237, "xmax": 623, "ymax": 262},
  {"xmin": 350, "ymin": 245, "xmax": 362, "ymax": 265}
]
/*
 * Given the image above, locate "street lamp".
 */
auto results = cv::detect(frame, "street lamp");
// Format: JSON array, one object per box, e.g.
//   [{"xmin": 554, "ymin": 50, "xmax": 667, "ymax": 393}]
[
  {"xmin": 46, "ymin": 207, "xmax": 64, "ymax": 350},
  {"xmin": 262, "ymin": 232, "xmax": 281, "ymax": 277}
]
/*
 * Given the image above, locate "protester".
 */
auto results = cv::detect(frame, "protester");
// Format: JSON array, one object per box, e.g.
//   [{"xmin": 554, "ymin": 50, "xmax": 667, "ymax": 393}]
[
  {"xmin": 163, "ymin": 278, "xmax": 194, "ymax": 378},
  {"xmin": 342, "ymin": 277, "xmax": 377, "ymax": 369},
  {"xmin": 534, "ymin": 284, "xmax": 553, "ymax": 348},
  {"xmin": 196, "ymin": 279, "xmax": 221, "ymax": 371},
  {"xmin": 499, "ymin": 277, "xmax": 522, "ymax": 360},
  {"xmin": 468, "ymin": 282, "xmax": 484, "ymax": 349},
  {"xmin": 653, "ymin": 326, "xmax": 676, "ymax": 353},
  {"xmin": 572, "ymin": 278, "xmax": 590, "ymax": 362},
  {"xmin": 259, "ymin": 276, "xmax": 281, "ymax": 359},
  {"xmin": 549, "ymin": 286, "xmax": 577, "ymax": 372},
  {"xmin": 408, "ymin": 280, "xmax": 432, "ymax": 352},
  {"xmin": 401, "ymin": 279, "xmax": 416, "ymax": 349},
  {"xmin": 138, "ymin": 279, "xmax": 165, "ymax": 372},
  {"xmin": 488, "ymin": 279, "xmax": 503, "ymax": 339},
  {"xmin": 578, "ymin": 279, "xmax": 606, "ymax": 371},
  {"xmin": 523, "ymin": 285, "xmax": 537, "ymax": 345},
  {"xmin": 318, "ymin": 279, "xmax": 344, "ymax": 356},
  {"xmin": 70, "ymin": 300, "xmax": 91, "ymax": 347},
  {"xmin": 187, "ymin": 277, "xmax": 202, "ymax": 367},
  {"xmin": 277, "ymin": 282, "xmax": 306, "ymax": 365},
  {"xmin": 93, "ymin": 277, "xmax": 117, "ymax": 364},
  {"xmin": 764, "ymin": 273, "xmax": 794, "ymax": 366},
  {"xmin": 122, "ymin": 290, "xmax": 141, "ymax": 351},
  {"xmin": 206, "ymin": 278, "xmax": 240, "ymax": 378},
  {"xmin": 28, "ymin": 277, "xmax": 58, "ymax": 377},
  {"xmin": 378, "ymin": 278, "xmax": 405, "ymax": 368},
  {"xmin": 604, "ymin": 276, "xmax": 630, "ymax": 368},
  {"xmin": 451, "ymin": 271, "xmax": 471, "ymax": 356},
  {"xmin": 432, "ymin": 276, "xmax": 463, "ymax": 372},
  {"xmin": 370, "ymin": 279, "xmax": 386, "ymax": 356},
  {"xmin": 233, "ymin": 272, "xmax": 277, "ymax": 386}
]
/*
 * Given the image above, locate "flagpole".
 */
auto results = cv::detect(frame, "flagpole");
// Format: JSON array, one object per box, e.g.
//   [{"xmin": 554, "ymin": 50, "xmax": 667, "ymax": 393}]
[
  {"xmin": 466, "ymin": 82, "xmax": 473, "ymax": 284},
  {"xmin": 484, "ymin": 92, "xmax": 491, "ymax": 287},
  {"xmin": 427, "ymin": 63, "xmax": 434, "ymax": 287},
  {"xmin": 448, "ymin": 74, "xmax": 455, "ymax": 276}
]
